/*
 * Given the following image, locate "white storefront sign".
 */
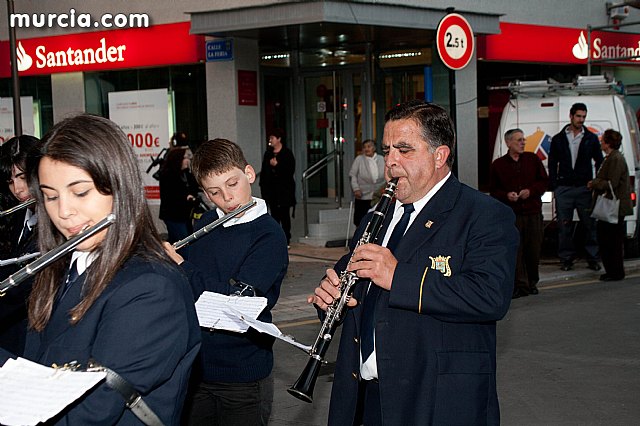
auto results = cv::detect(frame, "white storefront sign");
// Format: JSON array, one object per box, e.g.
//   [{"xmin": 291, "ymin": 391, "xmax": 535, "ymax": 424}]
[{"xmin": 108, "ymin": 88, "xmax": 169, "ymax": 203}]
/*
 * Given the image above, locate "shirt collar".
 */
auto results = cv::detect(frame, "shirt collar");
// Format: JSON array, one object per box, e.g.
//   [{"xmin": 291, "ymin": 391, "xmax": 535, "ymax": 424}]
[
  {"xmin": 215, "ymin": 197, "xmax": 268, "ymax": 227},
  {"xmin": 565, "ymin": 126, "xmax": 585, "ymax": 137},
  {"xmin": 70, "ymin": 250, "xmax": 97, "ymax": 276},
  {"xmin": 405, "ymin": 171, "xmax": 452, "ymax": 216}
]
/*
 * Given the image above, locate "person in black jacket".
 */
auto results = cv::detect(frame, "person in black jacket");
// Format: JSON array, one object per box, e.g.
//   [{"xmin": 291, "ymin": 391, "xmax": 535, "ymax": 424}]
[
  {"xmin": 548, "ymin": 102, "xmax": 603, "ymax": 271},
  {"xmin": 0, "ymin": 114, "xmax": 201, "ymax": 425},
  {"xmin": 0, "ymin": 135, "xmax": 41, "ymax": 356},
  {"xmin": 159, "ymin": 145, "xmax": 199, "ymax": 243},
  {"xmin": 259, "ymin": 128, "xmax": 296, "ymax": 246}
]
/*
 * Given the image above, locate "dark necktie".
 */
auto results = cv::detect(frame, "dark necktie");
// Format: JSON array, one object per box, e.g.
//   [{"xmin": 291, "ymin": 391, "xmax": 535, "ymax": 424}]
[
  {"xmin": 56, "ymin": 260, "xmax": 80, "ymax": 304},
  {"xmin": 360, "ymin": 203, "xmax": 415, "ymax": 361}
]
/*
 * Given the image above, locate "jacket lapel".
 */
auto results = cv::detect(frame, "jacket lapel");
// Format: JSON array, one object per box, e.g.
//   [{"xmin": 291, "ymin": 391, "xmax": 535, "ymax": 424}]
[
  {"xmin": 36, "ymin": 274, "xmax": 87, "ymax": 358},
  {"xmin": 351, "ymin": 176, "xmax": 462, "ymax": 330},
  {"xmin": 392, "ymin": 175, "xmax": 461, "ymax": 260}
]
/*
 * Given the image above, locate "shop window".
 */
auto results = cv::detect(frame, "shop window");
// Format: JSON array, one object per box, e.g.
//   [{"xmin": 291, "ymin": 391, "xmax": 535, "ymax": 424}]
[
  {"xmin": 84, "ymin": 64, "xmax": 207, "ymax": 147},
  {"xmin": 0, "ymin": 75, "xmax": 53, "ymax": 137}
]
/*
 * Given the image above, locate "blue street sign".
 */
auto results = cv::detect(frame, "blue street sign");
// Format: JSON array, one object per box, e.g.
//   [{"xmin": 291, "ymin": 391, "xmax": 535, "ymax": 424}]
[{"xmin": 206, "ymin": 39, "xmax": 233, "ymax": 62}]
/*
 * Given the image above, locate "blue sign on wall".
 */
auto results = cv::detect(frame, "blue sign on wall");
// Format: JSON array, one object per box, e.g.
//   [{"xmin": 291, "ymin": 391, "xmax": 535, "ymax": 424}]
[{"xmin": 206, "ymin": 39, "xmax": 233, "ymax": 62}]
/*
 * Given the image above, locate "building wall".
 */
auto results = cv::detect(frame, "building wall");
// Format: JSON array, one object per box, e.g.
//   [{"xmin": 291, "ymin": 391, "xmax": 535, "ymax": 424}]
[
  {"xmin": 2, "ymin": 0, "xmax": 639, "ymax": 193},
  {"xmin": 2, "ymin": 1, "xmax": 638, "ymax": 39}
]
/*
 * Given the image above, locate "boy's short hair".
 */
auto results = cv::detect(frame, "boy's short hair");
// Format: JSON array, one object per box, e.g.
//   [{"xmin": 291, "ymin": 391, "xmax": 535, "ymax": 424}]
[{"xmin": 191, "ymin": 138, "xmax": 249, "ymax": 183}]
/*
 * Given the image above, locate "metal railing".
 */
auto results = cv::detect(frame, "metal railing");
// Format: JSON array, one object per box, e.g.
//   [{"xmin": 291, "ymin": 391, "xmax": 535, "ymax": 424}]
[{"xmin": 301, "ymin": 150, "xmax": 338, "ymax": 237}]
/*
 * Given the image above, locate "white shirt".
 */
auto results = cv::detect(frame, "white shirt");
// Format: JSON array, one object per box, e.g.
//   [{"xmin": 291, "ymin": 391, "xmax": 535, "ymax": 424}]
[
  {"xmin": 566, "ymin": 126, "xmax": 584, "ymax": 169},
  {"xmin": 365, "ymin": 155, "xmax": 380, "ymax": 183},
  {"xmin": 360, "ymin": 172, "xmax": 452, "ymax": 380},
  {"xmin": 70, "ymin": 250, "xmax": 96, "ymax": 276},
  {"xmin": 215, "ymin": 197, "xmax": 268, "ymax": 228}
]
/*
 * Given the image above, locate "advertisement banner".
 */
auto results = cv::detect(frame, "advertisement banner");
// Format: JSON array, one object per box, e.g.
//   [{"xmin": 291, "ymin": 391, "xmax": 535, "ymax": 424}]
[
  {"xmin": 0, "ymin": 97, "xmax": 35, "ymax": 143},
  {"xmin": 108, "ymin": 88, "xmax": 169, "ymax": 202}
]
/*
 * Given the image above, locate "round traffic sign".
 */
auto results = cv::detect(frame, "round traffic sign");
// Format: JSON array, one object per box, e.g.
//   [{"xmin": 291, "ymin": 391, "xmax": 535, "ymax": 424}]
[{"xmin": 436, "ymin": 13, "xmax": 474, "ymax": 70}]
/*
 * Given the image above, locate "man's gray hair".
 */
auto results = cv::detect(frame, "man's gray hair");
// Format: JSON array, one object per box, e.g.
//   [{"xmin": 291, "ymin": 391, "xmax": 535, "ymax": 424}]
[{"xmin": 504, "ymin": 128, "xmax": 524, "ymax": 142}]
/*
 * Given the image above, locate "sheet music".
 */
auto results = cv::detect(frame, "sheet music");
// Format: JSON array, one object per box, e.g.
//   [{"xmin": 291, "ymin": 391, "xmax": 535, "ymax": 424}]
[
  {"xmin": 0, "ymin": 252, "xmax": 40, "ymax": 266},
  {"xmin": 0, "ymin": 357, "xmax": 105, "ymax": 426},
  {"xmin": 229, "ymin": 307, "xmax": 312, "ymax": 353},
  {"xmin": 195, "ymin": 291, "xmax": 268, "ymax": 333}
]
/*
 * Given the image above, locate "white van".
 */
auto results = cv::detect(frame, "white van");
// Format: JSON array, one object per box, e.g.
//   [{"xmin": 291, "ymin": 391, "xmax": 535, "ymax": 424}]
[{"xmin": 491, "ymin": 76, "xmax": 640, "ymax": 256}]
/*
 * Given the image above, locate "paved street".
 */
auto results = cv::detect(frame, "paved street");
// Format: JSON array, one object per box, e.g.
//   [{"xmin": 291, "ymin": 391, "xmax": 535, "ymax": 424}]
[{"xmin": 268, "ymin": 245, "xmax": 640, "ymax": 425}]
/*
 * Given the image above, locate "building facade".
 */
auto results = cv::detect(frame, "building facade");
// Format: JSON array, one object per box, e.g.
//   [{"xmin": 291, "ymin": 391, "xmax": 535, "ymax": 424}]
[{"xmin": 1, "ymin": 0, "xmax": 639, "ymax": 227}]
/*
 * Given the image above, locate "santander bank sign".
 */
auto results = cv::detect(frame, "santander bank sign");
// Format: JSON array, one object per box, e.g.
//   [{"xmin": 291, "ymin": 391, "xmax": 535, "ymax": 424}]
[
  {"xmin": 17, "ymin": 38, "xmax": 126, "ymax": 72},
  {"xmin": 0, "ymin": 22, "xmax": 204, "ymax": 78},
  {"xmin": 478, "ymin": 22, "xmax": 640, "ymax": 65}
]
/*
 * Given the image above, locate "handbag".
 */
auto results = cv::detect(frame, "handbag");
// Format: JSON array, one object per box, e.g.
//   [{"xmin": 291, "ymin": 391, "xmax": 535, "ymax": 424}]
[{"xmin": 591, "ymin": 180, "xmax": 619, "ymax": 224}]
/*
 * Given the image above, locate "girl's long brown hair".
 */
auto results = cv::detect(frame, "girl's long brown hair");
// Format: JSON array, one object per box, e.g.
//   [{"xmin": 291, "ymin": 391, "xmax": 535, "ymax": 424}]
[{"xmin": 28, "ymin": 114, "xmax": 171, "ymax": 331}]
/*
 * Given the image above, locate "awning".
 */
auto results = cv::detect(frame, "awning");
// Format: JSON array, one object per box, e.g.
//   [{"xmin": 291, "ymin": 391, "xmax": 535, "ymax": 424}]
[{"xmin": 188, "ymin": 1, "xmax": 500, "ymax": 52}]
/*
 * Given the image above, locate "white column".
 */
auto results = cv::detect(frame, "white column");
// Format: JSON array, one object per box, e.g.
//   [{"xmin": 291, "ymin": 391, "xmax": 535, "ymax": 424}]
[
  {"xmin": 205, "ymin": 37, "xmax": 262, "ymax": 174},
  {"xmin": 454, "ymin": 48, "xmax": 478, "ymax": 189},
  {"xmin": 51, "ymin": 72, "xmax": 85, "ymax": 122}
]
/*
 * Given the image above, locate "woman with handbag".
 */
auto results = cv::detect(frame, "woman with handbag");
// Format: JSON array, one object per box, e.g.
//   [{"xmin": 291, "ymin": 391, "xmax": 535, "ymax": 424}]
[{"xmin": 588, "ymin": 129, "xmax": 633, "ymax": 281}]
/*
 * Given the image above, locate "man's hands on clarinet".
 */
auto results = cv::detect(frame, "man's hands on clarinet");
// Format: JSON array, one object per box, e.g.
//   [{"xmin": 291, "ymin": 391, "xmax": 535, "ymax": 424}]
[{"xmin": 306, "ymin": 243, "xmax": 398, "ymax": 311}]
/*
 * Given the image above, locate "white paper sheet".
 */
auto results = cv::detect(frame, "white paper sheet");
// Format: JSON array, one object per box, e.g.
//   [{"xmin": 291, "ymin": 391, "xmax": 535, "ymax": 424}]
[
  {"xmin": 195, "ymin": 292, "xmax": 268, "ymax": 332},
  {"xmin": 0, "ymin": 357, "xmax": 105, "ymax": 426},
  {"xmin": 228, "ymin": 306, "xmax": 312, "ymax": 352}
]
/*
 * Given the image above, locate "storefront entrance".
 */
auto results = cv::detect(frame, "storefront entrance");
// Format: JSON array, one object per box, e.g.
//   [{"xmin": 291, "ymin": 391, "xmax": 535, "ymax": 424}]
[{"xmin": 300, "ymin": 69, "xmax": 367, "ymax": 199}]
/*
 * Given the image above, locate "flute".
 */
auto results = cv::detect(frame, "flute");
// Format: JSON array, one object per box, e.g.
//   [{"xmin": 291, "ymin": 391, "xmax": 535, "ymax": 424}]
[
  {"xmin": 172, "ymin": 200, "xmax": 257, "ymax": 250},
  {"xmin": 0, "ymin": 199, "xmax": 36, "ymax": 218},
  {"xmin": 0, "ymin": 214, "xmax": 116, "ymax": 296}
]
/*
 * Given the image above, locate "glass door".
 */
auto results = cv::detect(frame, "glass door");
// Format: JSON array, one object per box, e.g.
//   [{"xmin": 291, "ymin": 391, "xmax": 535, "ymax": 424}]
[{"xmin": 302, "ymin": 70, "xmax": 362, "ymax": 199}]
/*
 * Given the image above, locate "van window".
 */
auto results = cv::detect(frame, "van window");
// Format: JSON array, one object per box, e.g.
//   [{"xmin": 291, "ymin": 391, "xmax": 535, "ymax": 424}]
[{"xmin": 622, "ymin": 100, "xmax": 640, "ymax": 164}]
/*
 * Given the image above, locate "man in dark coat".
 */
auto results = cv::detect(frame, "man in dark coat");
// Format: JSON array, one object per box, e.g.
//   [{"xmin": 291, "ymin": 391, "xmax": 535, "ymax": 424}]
[
  {"xmin": 259, "ymin": 128, "xmax": 296, "ymax": 245},
  {"xmin": 309, "ymin": 101, "xmax": 518, "ymax": 425},
  {"xmin": 490, "ymin": 128, "xmax": 549, "ymax": 298},
  {"xmin": 548, "ymin": 102, "xmax": 603, "ymax": 271}
]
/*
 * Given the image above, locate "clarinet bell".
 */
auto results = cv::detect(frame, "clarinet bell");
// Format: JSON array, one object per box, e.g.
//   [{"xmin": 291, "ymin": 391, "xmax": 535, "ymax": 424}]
[{"xmin": 287, "ymin": 356, "xmax": 322, "ymax": 403}]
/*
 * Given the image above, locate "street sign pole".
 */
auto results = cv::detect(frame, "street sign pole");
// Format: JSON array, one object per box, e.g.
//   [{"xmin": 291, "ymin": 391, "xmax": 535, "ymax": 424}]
[
  {"xmin": 7, "ymin": 0, "xmax": 22, "ymax": 136},
  {"xmin": 436, "ymin": 10, "xmax": 474, "ymax": 177}
]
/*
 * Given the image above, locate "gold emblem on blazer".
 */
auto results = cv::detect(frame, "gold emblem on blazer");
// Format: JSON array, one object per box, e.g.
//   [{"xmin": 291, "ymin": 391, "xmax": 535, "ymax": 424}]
[
  {"xmin": 429, "ymin": 255, "xmax": 452, "ymax": 277},
  {"xmin": 425, "ymin": 220, "xmax": 434, "ymax": 228}
]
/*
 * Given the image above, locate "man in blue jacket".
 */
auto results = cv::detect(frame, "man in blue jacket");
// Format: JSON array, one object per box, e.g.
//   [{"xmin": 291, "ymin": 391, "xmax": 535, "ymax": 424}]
[
  {"xmin": 548, "ymin": 102, "xmax": 603, "ymax": 271},
  {"xmin": 309, "ymin": 100, "xmax": 518, "ymax": 425}
]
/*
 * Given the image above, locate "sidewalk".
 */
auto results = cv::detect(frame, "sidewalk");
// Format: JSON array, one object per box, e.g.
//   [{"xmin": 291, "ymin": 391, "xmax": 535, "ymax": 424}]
[{"xmin": 273, "ymin": 242, "xmax": 640, "ymax": 325}]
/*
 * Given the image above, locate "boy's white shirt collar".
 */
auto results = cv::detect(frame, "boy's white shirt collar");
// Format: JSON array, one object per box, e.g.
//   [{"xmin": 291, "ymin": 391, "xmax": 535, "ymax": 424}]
[{"xmin": 215, "ymin": 197, "xmax": 268, "ymax": 227}]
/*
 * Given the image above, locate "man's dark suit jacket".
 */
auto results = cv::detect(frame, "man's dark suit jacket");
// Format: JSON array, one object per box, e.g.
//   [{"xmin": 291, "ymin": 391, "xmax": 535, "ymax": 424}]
[
  {"xmin": 548, "ymin": 124, "xmax": 603, "ymax": 190},
  {"xmin": 1, "ymin": 255, "xmax": 201, "ymax": 425},
  {"xmin": 327, "ymin": 175, "xmax": 518, "ymax": 426}
]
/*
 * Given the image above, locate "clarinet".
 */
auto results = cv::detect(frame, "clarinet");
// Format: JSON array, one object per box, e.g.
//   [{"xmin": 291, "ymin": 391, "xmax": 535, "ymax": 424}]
[
  {"xmin": 288, "ymin": 177, "xmax": 399, "ymax": 403},
  {"xmin": 0, "ymin": 214, "xmax": 116, "ymax": 295}
]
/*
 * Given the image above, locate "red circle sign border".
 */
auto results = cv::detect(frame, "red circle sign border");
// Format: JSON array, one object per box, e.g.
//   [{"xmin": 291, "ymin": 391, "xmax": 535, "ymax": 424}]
[{"xmin": 436, "ymin": 13, "xmax": 475, "ymax": 70}]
